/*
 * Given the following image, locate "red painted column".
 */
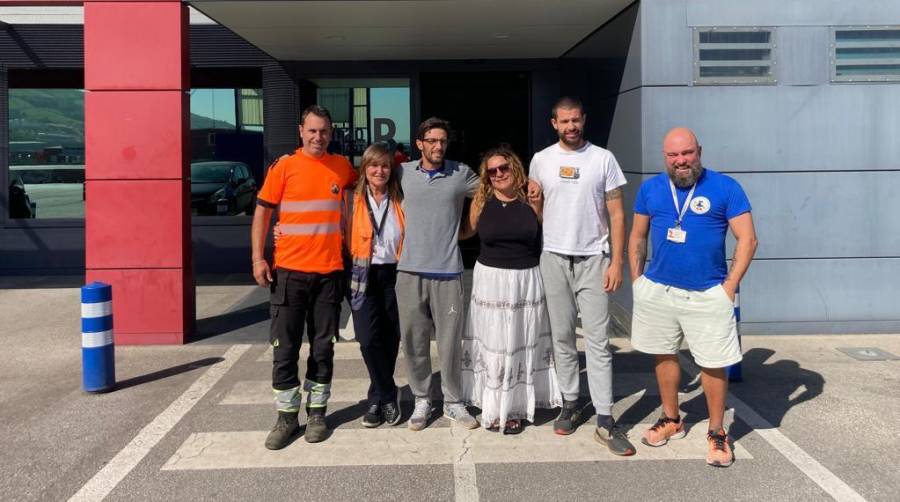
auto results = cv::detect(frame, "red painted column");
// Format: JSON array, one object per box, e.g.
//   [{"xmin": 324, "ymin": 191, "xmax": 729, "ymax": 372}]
[{"xmin": 83, "ymin": 0, "xmax": 193, "ymax": 344}]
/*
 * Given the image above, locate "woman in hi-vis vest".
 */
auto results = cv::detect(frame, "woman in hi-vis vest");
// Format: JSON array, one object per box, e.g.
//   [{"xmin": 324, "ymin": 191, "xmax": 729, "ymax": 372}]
[{"xmin": 275, "ymin": 143, "xmax": 406, "ymax": 428}]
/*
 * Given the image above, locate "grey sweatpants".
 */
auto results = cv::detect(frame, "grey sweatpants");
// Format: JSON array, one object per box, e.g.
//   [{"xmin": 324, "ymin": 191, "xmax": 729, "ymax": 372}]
[
  {"xmin": 539, "ymin": 251, "xmax": 614, "ymax": 416},
  {"xmin": 396, "ymin": 272, "xmax": 465, "ymax": 405}
]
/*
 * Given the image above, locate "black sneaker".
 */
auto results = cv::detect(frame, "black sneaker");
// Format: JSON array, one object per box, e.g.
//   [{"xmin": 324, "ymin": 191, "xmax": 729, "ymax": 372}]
[
  {"xmin": 264, "ymin": 411, "xmax": 299, "ymax": 450},
  {"xmin": 594, "ymin": 421, "xmax": 636, "ymax": 456},
  {"xmin": 362, "ymin": 404, "xmax": 383, "ymax": 428},
  {"xmin": 553, "ymin": 400, "xmax": 583, "ymax": 435},
  {"xmin": 305, "ymin": 410, "xmax": 328, "ymax": 443},
  {"xmin": 382, "ymin": 394, "xmax": 402, "ymax": 426}
]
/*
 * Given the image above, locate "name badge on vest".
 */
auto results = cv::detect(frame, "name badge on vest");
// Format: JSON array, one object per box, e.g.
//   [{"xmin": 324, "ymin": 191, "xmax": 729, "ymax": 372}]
[{"xmin": 667, "ymin": 227, "xmax": 687, "ymax": 243}]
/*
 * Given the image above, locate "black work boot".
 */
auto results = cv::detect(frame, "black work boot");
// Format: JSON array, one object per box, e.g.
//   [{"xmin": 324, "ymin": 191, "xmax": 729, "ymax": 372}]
[
  {"xmin": 265, "ymin": 411, "xmax": 299, "ymax": 450},
  {"xmin": 305, "ymin": 407, "xmax": 328, "ymax": 443},
  {"xmin": 553, "ymin": 399, "xmax": 583, "ymax": 435}
]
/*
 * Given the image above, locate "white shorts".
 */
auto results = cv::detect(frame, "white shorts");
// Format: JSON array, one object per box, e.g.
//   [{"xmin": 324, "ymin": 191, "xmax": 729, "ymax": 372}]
[{"xmin": 630, "ymin": 275, "xmax": 742, "ymax": 369}]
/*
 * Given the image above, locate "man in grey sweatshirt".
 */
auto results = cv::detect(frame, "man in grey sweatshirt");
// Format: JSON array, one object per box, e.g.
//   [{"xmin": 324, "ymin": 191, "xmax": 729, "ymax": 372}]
[{"xmin": 396, "ymin": 117, "xmax": 480, "ymax": 431}]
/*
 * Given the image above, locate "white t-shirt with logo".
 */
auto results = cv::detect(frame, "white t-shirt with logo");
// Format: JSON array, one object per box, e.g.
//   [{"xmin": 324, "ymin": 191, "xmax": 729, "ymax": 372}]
[{"xmin": 529, "ymin": 142, "xmax": 627, "ymax": 256}]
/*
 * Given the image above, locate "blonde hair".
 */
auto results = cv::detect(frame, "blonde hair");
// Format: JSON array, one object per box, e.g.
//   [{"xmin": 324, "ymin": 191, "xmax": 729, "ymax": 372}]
[
  {"xmin": 355, "ymin": 143, "xmax": 402, "ymax": 202},
  {"xmin": 470, "ymin": 146, "xmax": 527, "ymax": 224}
]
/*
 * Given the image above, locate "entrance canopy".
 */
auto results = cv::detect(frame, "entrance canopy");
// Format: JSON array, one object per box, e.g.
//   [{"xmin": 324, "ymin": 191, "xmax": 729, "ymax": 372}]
[{"xmin": 188, "ymin": 0, "xmax": 632, "ymax": 60}]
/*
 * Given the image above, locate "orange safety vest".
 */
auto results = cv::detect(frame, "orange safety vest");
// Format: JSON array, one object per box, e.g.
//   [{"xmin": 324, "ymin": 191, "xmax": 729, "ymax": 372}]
[
  {"xmin": 257, "ymin": 149, "xmax": 357, "ymax": 274},
  {"xmin": 347, "ymin": 190, "xmax": 405, "ymax": 308}
]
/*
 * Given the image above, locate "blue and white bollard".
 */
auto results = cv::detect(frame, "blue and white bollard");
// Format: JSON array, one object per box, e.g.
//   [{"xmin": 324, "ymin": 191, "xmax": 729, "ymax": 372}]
[
  {"xmin": 81, "ymin": 282, "xmax": 115, "ymax": 392},
  {"xmin": 726, "ymin": 288, "xmax": 742, "ymax": 382}
]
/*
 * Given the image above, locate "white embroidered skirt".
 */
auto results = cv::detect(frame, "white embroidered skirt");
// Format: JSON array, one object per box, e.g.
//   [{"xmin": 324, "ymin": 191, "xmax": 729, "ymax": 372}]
[{"xmin": 461, "ymin": 262, "xmax": 562, "ymax": 430}]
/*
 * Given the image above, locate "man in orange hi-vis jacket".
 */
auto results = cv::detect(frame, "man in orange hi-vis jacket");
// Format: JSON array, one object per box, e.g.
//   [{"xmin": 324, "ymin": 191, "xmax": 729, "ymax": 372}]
[{"xmin": 251, "ymin": 105, "xmax": 358, "ymax": 449}]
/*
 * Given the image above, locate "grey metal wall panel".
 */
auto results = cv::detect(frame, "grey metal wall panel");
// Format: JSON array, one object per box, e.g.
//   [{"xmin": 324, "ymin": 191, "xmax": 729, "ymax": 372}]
[
  {"xmin": 0, "ymin": 24, "xmax": 272, "ymax": 70},
  {"xmin": 190, "ymin": 25, "xmax": 272, "ymax": 67},
  {"xmin": 262, "ymin": 63, "xmax": 299, "ymax": 163},
  {"xmin": 606, "ymin": 88, "xmax": 643, "ymax": 175},
  {"xmin": 739, "ymin": 258, "xmax": 900, "ymax": 323},
  {"xmin": 642, "ymin": 85, "xmax": 900, "ymax": 172},
  {"xmin": 686, "ymin": 0, "xmax": 900, "ymax": 27},
  {"xmin": 778, "ymin": 26, "xmax": 829, "ymax": 86},
  {"xmin": 620, "ymin": 3, "xmax": 642, "ymax": 92},
  {"xmin": 641, "ymin": 0, "xmax": 691, "ymax": 86},
  {"xmin": 0, "ymin": 25, "xmax": 83, "ymax": 68},
  {"xmin": 730, "ymin": 171, "xmax": 900, "ymax": 259},
  {"xmin": 0, "ymin": 227, "xmax": 85, "ymax": 272}
]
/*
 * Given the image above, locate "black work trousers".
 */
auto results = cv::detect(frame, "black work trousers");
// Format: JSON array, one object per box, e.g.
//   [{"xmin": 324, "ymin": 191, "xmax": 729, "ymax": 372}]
[
  {"xmin": 351, "ymin": 264, "xmax": 401, "ymax": 406},
  {"xmin": 270, "ymin": 268, "xmax": 342, "ymax": 390}
]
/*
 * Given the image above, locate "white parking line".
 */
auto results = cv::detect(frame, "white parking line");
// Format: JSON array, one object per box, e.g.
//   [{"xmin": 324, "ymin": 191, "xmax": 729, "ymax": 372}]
[
  {"xmin": 219, "ymin": 373, "xmax": 664, "ymax": 406},
  {"xmin": 160, "ymin": 420, "xmax": 752, "ymax": 471},
  {"xmin": 677, "ymin": 353, "xmax": 866, "ymax": 502},
  {"xmin": 68, "ymin": 344, "xmax": 251, "ymax": 502}
]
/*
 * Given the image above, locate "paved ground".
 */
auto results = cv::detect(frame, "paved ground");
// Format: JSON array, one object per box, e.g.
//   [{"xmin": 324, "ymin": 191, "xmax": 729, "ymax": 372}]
[{"xmin": 1, "ymin": 279, "xmax": 898, "ymax": 502}]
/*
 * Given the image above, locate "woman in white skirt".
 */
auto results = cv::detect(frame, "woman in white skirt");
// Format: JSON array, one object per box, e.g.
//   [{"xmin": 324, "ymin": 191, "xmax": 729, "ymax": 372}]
[{"xmin": 459, "ymin": 146, "xmax": 562, "ymax": 434}]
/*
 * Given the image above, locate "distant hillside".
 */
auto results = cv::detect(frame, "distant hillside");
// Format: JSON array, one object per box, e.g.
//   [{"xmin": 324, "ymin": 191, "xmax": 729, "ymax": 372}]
[
  {"xmin": 7, "ymin": 89, "xmax": 237, "ymax": 147},
  {"xmin": 8, "ymin": 89, "xmax": 84, "ymax": 145},
  {"xmin": 190, "ymin": 113, "xmax": 236, "ymax": 130}
]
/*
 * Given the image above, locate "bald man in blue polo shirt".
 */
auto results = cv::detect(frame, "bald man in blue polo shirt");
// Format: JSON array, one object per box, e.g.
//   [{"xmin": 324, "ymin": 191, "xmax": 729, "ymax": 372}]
[{"xmin": 628, "ymin": 127, "xmax": 758, "ymax": 468}]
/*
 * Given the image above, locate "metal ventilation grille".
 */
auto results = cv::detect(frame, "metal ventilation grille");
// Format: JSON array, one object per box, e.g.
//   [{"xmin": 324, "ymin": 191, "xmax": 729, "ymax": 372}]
[
  {"xmin": 831, "ymin": 27, "xmax": 900, "ymax": 83},
  {"xmin": 693, "ymin": 27, "xmax": 777, "ymax": 85}
]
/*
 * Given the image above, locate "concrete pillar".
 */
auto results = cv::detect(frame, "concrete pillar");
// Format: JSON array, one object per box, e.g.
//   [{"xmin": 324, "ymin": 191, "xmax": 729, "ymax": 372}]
[{"xmin": 83, "ymin": 0, "xmax": 193, "ymax": 344}]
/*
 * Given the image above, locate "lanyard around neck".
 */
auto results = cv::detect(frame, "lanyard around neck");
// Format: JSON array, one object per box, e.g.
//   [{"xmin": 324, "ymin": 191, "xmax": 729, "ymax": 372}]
[
  {"xmin": 669, "ymin": 179, "xmax": 696, "ymax": 228},
  {"xmin": 364, "ymin": 190, "xmax": 390, "ymax": 239}
]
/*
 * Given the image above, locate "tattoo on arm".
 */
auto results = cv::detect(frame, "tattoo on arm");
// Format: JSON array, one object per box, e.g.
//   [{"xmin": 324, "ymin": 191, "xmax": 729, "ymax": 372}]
[
  {"xmin": 725, "ymin": 247, "xmax": 738, "ymax": 282},
  {"xmin": 606, "ymin": 187, "xmax": 623, "ymax": 200},
  {"xmin": 630, "ymin": 236, "xmax": 647, "ymax": 278}
]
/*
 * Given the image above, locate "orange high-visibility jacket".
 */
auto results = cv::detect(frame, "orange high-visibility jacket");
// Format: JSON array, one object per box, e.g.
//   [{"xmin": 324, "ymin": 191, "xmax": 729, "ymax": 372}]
[{"xmin": 257, "ymin": 149, "xmax": 357, "ymax": 274}]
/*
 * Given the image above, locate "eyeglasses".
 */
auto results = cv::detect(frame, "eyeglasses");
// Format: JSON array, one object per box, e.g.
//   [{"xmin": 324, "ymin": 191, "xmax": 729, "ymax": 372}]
[
  {"xmin": 421, "ymin": 138, "xmax": 448, "ymax": 145},
  {"xmin": 486, "ymin": 164, "xmax": 511, "ymax": 178}
]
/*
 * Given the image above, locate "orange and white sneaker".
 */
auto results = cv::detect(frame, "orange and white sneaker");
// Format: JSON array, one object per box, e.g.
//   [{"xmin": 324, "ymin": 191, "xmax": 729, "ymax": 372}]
[
  {"xmin": 706, "ymin": 428, "xmax": 734, "ymax": 467},
  {"xmin": 641, "ymin": 415, "xmax": 686, "ymax": 447}
]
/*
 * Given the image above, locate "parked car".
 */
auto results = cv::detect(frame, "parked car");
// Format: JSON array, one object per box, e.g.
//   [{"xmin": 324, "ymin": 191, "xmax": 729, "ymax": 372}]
[
  {"xmin": 9, "ymin": 164, "xmax": 86, "ymax": 218},
  {"xmin": 9, "ymin": 175, "xmax": 36, "ymax": 219},
  {"xmin": 190, "ymin": 161, "xmax": 257, "ymax": 216}
]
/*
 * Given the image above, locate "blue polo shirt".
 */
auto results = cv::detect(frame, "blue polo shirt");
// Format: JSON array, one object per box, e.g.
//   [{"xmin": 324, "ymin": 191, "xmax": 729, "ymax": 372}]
[{"xmin": 634, "ymin": 168, "xmax": 751, "ymax": 291}]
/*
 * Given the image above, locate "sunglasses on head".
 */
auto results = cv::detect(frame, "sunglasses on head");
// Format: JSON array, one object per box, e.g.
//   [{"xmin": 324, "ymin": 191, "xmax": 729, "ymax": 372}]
[{"xmin": 486, "ymin": 164, "xmax": 511, "ymax": 177}]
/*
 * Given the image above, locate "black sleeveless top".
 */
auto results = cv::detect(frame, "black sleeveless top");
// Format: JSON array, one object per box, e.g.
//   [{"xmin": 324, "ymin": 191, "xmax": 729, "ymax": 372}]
[{"xmin": 476, "ymin": 197, "xmax": 541, "ymax": 269}]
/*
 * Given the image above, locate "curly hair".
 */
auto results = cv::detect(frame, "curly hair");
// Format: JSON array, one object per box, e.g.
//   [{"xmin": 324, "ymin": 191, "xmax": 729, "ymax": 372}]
[{"xmin": 470, "ymin": 145, "xmax": 528, "ymax": 225}]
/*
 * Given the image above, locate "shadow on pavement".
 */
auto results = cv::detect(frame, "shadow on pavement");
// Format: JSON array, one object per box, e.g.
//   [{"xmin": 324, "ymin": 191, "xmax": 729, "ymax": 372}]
[
  {"xmin": 679, "ymin": 347, "xmax": 825, "ymax": 441},
  {"xmin": 193, "ymin": 302, "xmax": 270, "ymax": 342},
  {"xmin": 114, "ymin": 357, "xmax": 225, "ymax": 391}
]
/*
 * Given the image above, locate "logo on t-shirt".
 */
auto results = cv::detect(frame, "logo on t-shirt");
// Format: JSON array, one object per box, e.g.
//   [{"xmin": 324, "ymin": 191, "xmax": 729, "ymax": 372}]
[
  {"xmin": 558, "ymin": 166, "xmax": 580, "ymax": 179},
  {"xmin": 690, "ymin": 196, "xmax": 711, "ymax": 215},
  {"xmin": 330, "ymin": 182, "xmax": 340, "ymax": 195}
]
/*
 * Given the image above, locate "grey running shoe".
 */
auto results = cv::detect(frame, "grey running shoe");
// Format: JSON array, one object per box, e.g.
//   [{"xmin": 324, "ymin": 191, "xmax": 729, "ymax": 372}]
[
  {"xmin": 362, "ymin": 403, "xmax": 383, "ymax": 428},
  {"xmin": 305, "ymin": 410, "xmax": 328, "ymax": 443},
  {"xmin": 382, "ymin": 394, "xmax": 402, "ymax": 426},
  {"xmin": 264, "ymin": 411, "xmax": 299, "ymax": 450},
  {"xmin": 408, "ymin": 398, "xmax": 432, "ymax": 431},
  {"xmin": 594, "ymin": 422, "xmax": 636, "ymax": 456},
  {"xmin": 445, "ymin": 403, "xmax": 479, "ymax": 429},
  {"xmin": 553, "ymin": 400, "xmax": 583, "ymax": 435}
]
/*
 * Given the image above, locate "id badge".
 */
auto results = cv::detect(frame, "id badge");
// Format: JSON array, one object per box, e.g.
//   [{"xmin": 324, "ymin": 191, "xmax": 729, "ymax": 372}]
[
  {"xmin": 666, "ymin": 227, "xmax": 687, "ymax": 244},
  {"xmin": 373, "ymin": 243, "xmax": 387, "ymax": 257}
]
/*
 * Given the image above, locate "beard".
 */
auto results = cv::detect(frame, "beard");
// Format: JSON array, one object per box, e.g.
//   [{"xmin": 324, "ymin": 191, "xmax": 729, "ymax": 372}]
[
  {"xmin": 668, "ymin": 163, "xmax": 702, "ymax": 188},
  {"xmin": 557, "ymin": 129, "xmax": 583, "ymax": 148}
]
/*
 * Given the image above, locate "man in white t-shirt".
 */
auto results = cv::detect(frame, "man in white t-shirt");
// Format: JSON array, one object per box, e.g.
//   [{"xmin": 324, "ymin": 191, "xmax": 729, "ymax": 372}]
[{"xmin": 528, "ymin": 97, "xmax": 634, "ymax": 456}]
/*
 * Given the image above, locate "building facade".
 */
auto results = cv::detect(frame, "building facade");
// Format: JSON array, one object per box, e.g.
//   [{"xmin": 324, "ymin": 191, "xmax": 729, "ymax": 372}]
[{"xmin": 0, "ymin": 0, "xmax": 898, "ymax": 342}]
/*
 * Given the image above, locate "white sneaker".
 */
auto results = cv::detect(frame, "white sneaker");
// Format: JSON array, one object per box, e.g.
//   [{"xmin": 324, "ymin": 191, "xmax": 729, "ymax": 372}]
[{"xmin": 408, "ymin": 398, "xmax": 432, "ymax": 431}]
